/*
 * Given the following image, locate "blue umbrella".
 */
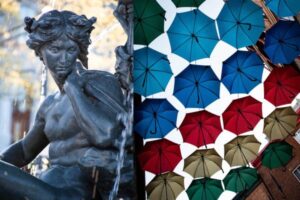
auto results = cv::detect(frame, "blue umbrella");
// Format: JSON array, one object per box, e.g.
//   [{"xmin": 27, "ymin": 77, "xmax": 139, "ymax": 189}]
[
  {"xmin": 167, "ymin": 9, "xmax": 218, "ymax": 62},
  {"xmin": 134, "ymin": 47, "xmax": 173, "ymax": 97},
  {"xmin": 265, "ymin": 0, "xmax": 300, "ymax": 17},
  {"xmin": 134, "ymin": 99, "xmax": 178, "ymax": 139},
  {"xmin": 174, "ymin": 65, "xmax": 220, "ymax": 108},
  {"xmin": 221, "ymin": 51, "xmax": 263, "ymax": 94},
  {"xmin": 216, "ymin": 0, "xmax": 264, "ymax": 48},
  {"xmin": 264, "ymin": 20, "xmax": 300, "ymax": 64}
]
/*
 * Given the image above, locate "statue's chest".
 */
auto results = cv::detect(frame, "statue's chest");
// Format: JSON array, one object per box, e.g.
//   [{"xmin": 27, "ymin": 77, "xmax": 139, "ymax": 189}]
[{"xmin": 44, "ymin": 95, "xmax": 79, "ymax": 141}]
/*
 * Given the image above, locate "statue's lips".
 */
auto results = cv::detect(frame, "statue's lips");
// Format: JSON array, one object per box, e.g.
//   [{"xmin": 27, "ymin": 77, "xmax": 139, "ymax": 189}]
[{"xmin": 56, "ymin": 66, "xmax": 71, "ymax": 72}]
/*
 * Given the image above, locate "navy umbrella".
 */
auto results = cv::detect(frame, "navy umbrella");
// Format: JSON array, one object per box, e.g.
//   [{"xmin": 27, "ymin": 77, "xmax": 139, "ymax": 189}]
[
  {"xmin": 174, "ymin": 65, "xmax": 220, "ymax": 108},
  {"xmin": 167, "ymin": 9, "xmax": 218, "ymax": 62},
  {"xmin": 264, "ymin": 20, "xmax": 300, "ymax": 64},
  {"xmin": 134, "ymin": 47, "xmax": 173, "ymax": 97},
  {"xmin": 221, "ymin": 51, "xmax": 263, "ymax": 94},
  {"xmin": 134, "ymin": 99, "xmax": 178, "ymax": 139}
]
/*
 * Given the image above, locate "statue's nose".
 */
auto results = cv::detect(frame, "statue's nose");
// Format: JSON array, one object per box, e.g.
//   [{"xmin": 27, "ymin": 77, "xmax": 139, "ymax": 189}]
[{"xmin": 59, "ymin": 52, "xmax": 68, "ymax": 65}]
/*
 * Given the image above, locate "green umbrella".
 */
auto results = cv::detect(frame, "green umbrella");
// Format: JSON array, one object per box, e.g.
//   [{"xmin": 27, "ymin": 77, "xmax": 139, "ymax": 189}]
[
  {"xmin": 223, "ymin": 167, "xmax": 258, "ymax": 193},
  {"xmin": 263, "ymin": 107, "xmax": 298, "ymax": 141},
  {"xmin": 262, "ymin": 141, "xmax": 293, "ymax": 169},
  {"xmin": 146, "ymin": 172, "xmax": 185, "ymax": 200},
  {"xmin": 171, "ymin": 0, "xmax": 205, "ymax": 7},
  {"xmin": 184, "ymin": 149, "xmax": 223, "ymax": 178},
  {"xmin": 224, "ymin": 135, "xmax": 261, "ymax": 167},
  {"xmin": 187, "ymin": 178, "xmax": 223, "ymax": 200},
  {"xmin": 134, "ymin": 0, "xmax": 166, "ymax": 45}
]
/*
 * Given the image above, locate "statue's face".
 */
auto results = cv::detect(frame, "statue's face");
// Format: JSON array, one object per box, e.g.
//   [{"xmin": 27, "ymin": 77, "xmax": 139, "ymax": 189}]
[{"xmin": 40, "ymin": 34, "xmax": 79, "ymax": 80}]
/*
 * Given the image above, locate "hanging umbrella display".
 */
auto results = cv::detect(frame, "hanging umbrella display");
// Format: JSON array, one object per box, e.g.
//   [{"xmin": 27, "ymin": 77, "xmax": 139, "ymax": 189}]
[
  {"xmin": 138, "ymin": 139, "xmax": 182, "ymax": 174},
  {"xmin": 262, "ymin": 141, "xmax": 293, "ymax": 169},
  {"xmin": 221, "ymin": 50, "xmax": 264, "ymax": 94},
  {"xmin": 184, "ymin": 149, "xmax": 223, "ymax": 178},
  {"xmin": 134, "ymin": 0, "xmax": 166, "ymax": 45},
  {"xmin": 146, "ymin": 172, "xmax": 185, "ymax": 200},
  {"xmin": 171, "ymin": 0, "xmax": 205, "ymax": 7},
  {"xmin": 264, "ymin": 66, "xmax": 300, "ymax": 106},
  {"xmin": 263, "ymin": 106, "xmax": 298, "ymax": 141},
  {"xmin": 222, "ymin": 96, "xmax": 262, "ymax": 135},
  {"xmin": 179, "ymin": 110, "xmax": 222, "ymax": 148},
  {"xmin": 265, "ymin": 0, "xmax": 300, "ymax": 17},
  {"xmin": 216, "ymin": 0, "xmax": 264, "ymax": 48},
  {"xmin": 264, "ymin": 20, "xmax": 300, "ymax": 64},
  {"xmin": 134, "ymin": 98, "xmax": 178, "ymax": 139},
  {"xmin": 224, "ymin": 135, "xmax": 261, "ymax": 167},
  {"xmin": 134, "ymin": 47, "xmax": 173, "ymax": 97},
  {"xmin": 223, "ymin": 167, "xmax": 259, "ymax": 193},
  {"xmin": 167, "ymin": 9, "xmax": 219, "ymax": 62},
  {"xmin": 174, "ymin": 65, "xmax": 220, "ymax": 108},
  {"xmin": 187, "ymin": 178, "xmax": 223, "ymax": 200}
]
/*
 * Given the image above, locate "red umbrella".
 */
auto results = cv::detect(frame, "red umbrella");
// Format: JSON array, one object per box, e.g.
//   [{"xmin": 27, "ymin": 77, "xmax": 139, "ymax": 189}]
[
  {"xmin": 264, "ymin": 66, "xmax": 300, "ymax": 106},
  {"xmin": 138, "ymin": 139, "xmax": 182, "ymax": 174},
  {"xmin": 179, "ymin": 111, "xmax": 222, "ymax": 148},
  {"xmin": 222, "ymin": 96, "xmax": 262, "ymax": 135}
]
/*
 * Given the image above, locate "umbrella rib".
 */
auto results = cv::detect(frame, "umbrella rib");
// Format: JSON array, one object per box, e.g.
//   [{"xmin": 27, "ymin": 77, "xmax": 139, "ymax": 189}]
[
  {"xmin": 141, "ymin": 12, "xmax": 165, "ymax": 21},
  {"xmin": 148, "ymin": 55, "xmax": 166, "ymax": 69},
  {"xmin": 148, "ymin": 71, "xmax": 168, "ymax": 91}
]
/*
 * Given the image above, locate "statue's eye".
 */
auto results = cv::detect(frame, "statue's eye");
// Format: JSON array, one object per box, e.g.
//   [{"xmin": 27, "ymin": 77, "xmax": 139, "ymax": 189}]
[
  {"xmin": 49, "ymin": 47, "xmax": 59, "ymax": 53},
  {"xmin": 68, "ymin": 47, "xmax": 77, "ymax": 53}
]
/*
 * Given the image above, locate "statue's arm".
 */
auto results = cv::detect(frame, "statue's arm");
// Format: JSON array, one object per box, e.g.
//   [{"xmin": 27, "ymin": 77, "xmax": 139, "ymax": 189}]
[{"xmin": 0, "ymin": 97, "xmax": 51, "ymax": 167}]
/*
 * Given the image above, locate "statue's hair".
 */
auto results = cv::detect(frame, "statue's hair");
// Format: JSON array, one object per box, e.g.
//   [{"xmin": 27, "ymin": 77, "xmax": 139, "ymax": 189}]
[{"xmin": 24, "ymin": 10, "xmax": 97, "ymax": 68}]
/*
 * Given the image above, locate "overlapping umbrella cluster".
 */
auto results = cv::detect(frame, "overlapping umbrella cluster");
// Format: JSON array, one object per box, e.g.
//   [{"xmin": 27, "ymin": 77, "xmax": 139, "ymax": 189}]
[{"xmin": 133, "ymin": 0, "xmax": 300, "ymax": 199}]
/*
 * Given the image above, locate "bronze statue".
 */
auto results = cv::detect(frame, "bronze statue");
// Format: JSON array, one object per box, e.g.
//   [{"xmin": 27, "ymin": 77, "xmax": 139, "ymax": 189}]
[{"xmin": 0, "ymin": 9, "xmax": 135, "ymax": 200}]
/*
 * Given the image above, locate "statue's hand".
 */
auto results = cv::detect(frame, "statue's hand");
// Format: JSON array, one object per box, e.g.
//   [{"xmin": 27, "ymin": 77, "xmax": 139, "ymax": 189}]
[{"xmin": 64, "ymin": 63, "xmax": 87, "ymax": 90}]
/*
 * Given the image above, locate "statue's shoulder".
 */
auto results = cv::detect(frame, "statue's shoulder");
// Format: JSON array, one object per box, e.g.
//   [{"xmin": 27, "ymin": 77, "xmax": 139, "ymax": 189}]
[{"xmin": 35, "ymin": 93, "xmax": 56, "ymax": 119}]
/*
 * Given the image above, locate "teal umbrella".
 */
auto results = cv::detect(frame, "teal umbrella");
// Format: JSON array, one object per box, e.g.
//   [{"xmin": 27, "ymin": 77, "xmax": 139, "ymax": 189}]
[
  {"xmin": 265, "ymin": 0, "xmax": 300, "ymax": 17},
  {"xmin": 187, "ymin": 178, "xmax": 223, "ymax": 200}
]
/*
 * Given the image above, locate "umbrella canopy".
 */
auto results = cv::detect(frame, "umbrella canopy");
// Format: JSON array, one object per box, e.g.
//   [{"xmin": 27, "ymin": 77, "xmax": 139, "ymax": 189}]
[
  {"xmin": 179, "ymin": 110, "xmax": 222, "ymax": 148},
  {"xmin": 184, "ymin": 149, "xmax": 223, "ymax": 178},
  {"xmin": 167, "ymin": 9, "xmax": 218, "ymax": 62},
  {"xmin": 264, "ymin": 20, "xmax": 300, "ymax": 64},
  {"xmin": 187, "ymin": 178, "xmax": 223, "ymax": 200},
  {"xmin": 134, "ymin": 0, "xmax": 166, "ymax": 45},
  {"xmin": 264, "ymin": 66, "xmax": 300, "ymax": 106},
  {"xmin": 223, "ymin": 167, "xmax": 259, "ymax": 193},
  {"xmin": 263, "ymin": 106, "xmax": 298, "ymax": 141},
  {"xmin": 174, "ymin": 65, "xmax": 220, "ymax": 108},
  {"xmin": 221, "ymin": 50, "xmax": 264, "ymax": 94},
  {"xmin": 146, "ymin": 172, "xmax": 185, "ymax": 200},
  {"xmin": 171, "ymin": 0, "xmax": 205, "ymax": 7},
  {"xmin": 262, "ymin": 141, "xmax": 293, "ymax": 169},
  {"xmin": 133, "ymin": 47, "xmax": 172, "ymax": 97},
  {"xmin": 224, "ymin": 135, "xmax": 261, "ymax": 167},
  {"xmin": 138, "ymin": 139, "xmax": 182, "ymax": 174},
  {"xmin": 134, "ymin": 99, "xmax": 178, "ymax": 139},
  {"xmin": 222, "ymin": 96, "xmax": 262, "ymax": 135},
  {"xmin": 265, "ymin": 0, "xmax": 300, "ymax": 17},
  {"xmin": 216, "ymin": 0, "xmax": 264, "ymax": 48}
]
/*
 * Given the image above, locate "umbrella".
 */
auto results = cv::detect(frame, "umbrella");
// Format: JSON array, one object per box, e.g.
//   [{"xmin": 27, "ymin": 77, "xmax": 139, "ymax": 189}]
[
  {"xmin": 134, "ymin": 0, "xmax": 166, "ymax": 45},
  {"xmin": 222, "ymin": 96, "xmax": 262, "ymax": 135},
  {"xmin": 167, "ymin": 9, "xmax": 219, "ymax": 62},
  {"xmin": 133, "ymin": 47, "xmax": 172, "ymax": 96},
  {"xmin": 184, "ymin": 149, "xmax": 223, "ymax": 178},
  {"xmin": 146, "ymin": 172, "xmax": 185, "ymax": 200},
  {"xmin": 224, "ymin": 135, "xmax": 261, "ymax": 167},
  {"xmin": 264, "ymin": 66, "xmax": 300, "ymax": 106},
  {"xmin": 174, "ymin": 65, "xmax": 220, "ymax": 108},
  {"xmin": 171, "ymin": 0, "xmax": 205, "ymax": 7},
  {"xmin": 223, "ymin": 167, "xmax": 259, "ymax": 193},
  {"xmin": 138, "ymin": 139, "xmax": 182, "ymax": 174},
  {"xmin": 263, "ymin": 107, "xmax": 298, "ymax": 141},
  {"xmin": 221, "ymin": 50, "xmax": 264, "ymax": 94},
  {"xmin": 262, "ymin": 141, "xmax": 293, "ymax": 169},
  {"xmin": 187, "ymin": 178, "xmax": 223, "ymax": 200},
  {"xmin": 216, "ymin": 0, "xmax": 264, "ymax": 48},
  {"xmin": 265, "ymin": 0, "xmax": 300, "ymax": 17},
  {"xmin": 179, "ymin": 110, "xmax": 222, "ymax": 148},
  {"xmin": 264, "ymin": 20, "xmax": 300, "ymax": 64},
  {"xmin": 134, "ymin": 99, "xmax": 178, "ymax": 139}
]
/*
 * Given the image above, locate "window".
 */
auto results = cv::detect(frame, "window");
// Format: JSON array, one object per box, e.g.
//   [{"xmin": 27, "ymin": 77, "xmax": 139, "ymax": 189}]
[{"xmin": 293, "ymin": 164, "xmax": 300, "ymax": 183}]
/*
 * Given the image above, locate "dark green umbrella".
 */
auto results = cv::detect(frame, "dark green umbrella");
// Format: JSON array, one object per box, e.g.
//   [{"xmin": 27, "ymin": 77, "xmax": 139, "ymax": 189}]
[
  {"xmin": 134, "ymin": 0, "xmax": 166, "ymax": 45},
  {"xmin": 187, "ymin": 178, "xmax": 223, "ymax": 200},
  {"xmin": 223, "ymin": 167, "xmax": 258, "ymax": 193},
  {"xmin": 171, "ymin": 0, "xmax": 205, "ymax": 7}
]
